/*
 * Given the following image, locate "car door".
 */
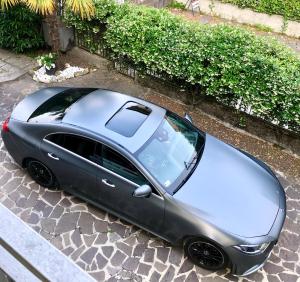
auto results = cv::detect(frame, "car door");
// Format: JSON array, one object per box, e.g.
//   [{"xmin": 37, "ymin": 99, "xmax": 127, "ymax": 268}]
[
  {"xmin": 95, "ymin": 143, "xmax": 165, "ymax": 233},
  {"xmin": 40, "ymin": 133, "xmax": 99, "ymax": 198}
]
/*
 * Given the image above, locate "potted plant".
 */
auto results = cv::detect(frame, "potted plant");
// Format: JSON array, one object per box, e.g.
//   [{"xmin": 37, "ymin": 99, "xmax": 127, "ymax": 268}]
[{"xmin": 37, "ymin": 52, "xmax": 57, "ymax": 75}]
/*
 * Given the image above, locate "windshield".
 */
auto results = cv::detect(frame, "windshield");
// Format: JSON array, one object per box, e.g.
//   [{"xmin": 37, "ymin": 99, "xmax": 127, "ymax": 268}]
[{"xmin": 136, "ymin": 111, "xmax": 205, "ymax": 193}]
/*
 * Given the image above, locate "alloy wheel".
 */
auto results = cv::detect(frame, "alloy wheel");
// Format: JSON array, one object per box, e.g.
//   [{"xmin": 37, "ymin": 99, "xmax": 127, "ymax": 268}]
[
  {"xmin": 27, "ymin": 160, "xmax": 55, "ymax": 188},
  {"xmin": 187, "ymin": 240, "xmax": 226, "ymax": 270}
]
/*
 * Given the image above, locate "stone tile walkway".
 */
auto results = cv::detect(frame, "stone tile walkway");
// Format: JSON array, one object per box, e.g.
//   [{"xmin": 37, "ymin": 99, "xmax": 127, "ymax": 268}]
[
  {"xmin": 0, "ymin": 49, "xmax": 37, "ymax": 83},
  {"xmin": 0, "ymin": 50, "xmax": 299, "ymax": 282}
]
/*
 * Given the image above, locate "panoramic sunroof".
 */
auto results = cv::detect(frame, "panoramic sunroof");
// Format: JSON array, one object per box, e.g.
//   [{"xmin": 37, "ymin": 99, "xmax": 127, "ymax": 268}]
[{"xmin": 106, "ymin": 102, "xmax": 152, "ymax": 137}]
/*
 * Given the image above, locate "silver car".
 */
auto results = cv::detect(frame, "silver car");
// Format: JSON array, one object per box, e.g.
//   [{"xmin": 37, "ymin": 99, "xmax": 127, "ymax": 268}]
[{"xmin": 1, "ymin": 87, "xmax": 286, "ymax": 276}]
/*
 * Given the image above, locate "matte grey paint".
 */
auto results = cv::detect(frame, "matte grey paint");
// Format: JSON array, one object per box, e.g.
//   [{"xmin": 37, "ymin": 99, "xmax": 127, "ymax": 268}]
[
  {"xmin": 11, "ymin": 87, "xmax": 68, "ymax": 122},
  {"xmin": 133, "ymin": 184, "xmax": 152, "ymax": 198},
  {"xmin": 62, "ymin": 89, "xmax": 166, "ymax": 153},
  {"xmin": 1, "ymin": 87, "xmax": 286, "ymax": 276},
  {"xmin": 174, "ymin": 134, "xmax": 280, "ymax": 238}
]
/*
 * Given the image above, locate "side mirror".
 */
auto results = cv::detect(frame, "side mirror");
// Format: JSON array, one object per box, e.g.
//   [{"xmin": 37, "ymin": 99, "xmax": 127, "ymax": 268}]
[
  {"xmin": 133, "ymin": 184, "xmax": 152, "ymax": 198},
  {"xmin": 184, "ymin": 113, "xmax": 193, "ymax": 123}
]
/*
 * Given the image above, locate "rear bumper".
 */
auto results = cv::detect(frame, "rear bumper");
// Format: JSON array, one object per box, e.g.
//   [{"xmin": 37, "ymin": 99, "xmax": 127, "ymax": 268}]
[{"xmin": 1, "ymin": 130, "xmax": 23, "ymax": 167}]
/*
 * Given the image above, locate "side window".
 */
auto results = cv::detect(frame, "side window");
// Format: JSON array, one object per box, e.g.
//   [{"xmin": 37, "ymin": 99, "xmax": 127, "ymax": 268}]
[
  {"xmin": 46, "ymin": 133, "xmax": 97, "ymax": 161},
  {"xmin": 102, "ymin": 146, "xmax": 148, "ymax": 186},
  {"xmin": 47, "ymin": 133, "xmax": 65, "ymax": 146}
]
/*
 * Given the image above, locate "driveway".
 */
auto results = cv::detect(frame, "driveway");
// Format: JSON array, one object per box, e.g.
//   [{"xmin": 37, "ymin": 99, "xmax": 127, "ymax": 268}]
[{"xmin": 0, "ymin": 53, "xmax": 299, "ymax": 282}]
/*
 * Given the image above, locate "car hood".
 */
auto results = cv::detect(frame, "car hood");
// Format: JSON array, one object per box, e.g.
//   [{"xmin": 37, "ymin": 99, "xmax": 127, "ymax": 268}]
[{"xmin": 174, "ymin": 134, "xmax": 281, "ymax": 238}]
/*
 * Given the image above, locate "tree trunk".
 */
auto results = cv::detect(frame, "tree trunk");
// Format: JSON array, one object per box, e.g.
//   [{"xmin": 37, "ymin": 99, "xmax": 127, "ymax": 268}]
[{"xmin": 44, "ymin": 2, "xmax": 60, "ymax": 52}]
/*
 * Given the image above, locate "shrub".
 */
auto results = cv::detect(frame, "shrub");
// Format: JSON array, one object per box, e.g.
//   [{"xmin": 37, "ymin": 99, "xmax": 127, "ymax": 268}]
[
  {"xmin": 0, "ymin": 4, "xmax": 44, "ymax": 53},
  {"xmin": 167, "ymin": 0, "xmax": 186, "ymax": 10},
  {"xmin": 220, "ymin": 0, "xmax": 300, "ymax": 22},
  {"xmin": 64, "ymin": 0, "xmax": 118, "ymax": 34},
  {"xmin": 64, "ymin": 2, "xmax": 300, "ymax": 132}
]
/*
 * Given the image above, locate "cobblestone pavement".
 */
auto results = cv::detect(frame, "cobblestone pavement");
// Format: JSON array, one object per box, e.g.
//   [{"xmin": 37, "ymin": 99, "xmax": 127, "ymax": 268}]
[{"xmin": 0, "ymin": 66, "xmax": 299, "ymax": 281}]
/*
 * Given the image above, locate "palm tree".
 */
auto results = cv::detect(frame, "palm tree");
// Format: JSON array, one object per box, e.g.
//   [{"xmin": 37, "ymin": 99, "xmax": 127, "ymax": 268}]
[{"xmin": 0, "ymin": 0, "xmax": 95, "ymax": 51}]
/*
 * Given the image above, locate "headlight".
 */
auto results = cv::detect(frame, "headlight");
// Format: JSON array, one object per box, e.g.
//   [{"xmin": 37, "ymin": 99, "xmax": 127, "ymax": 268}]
[{"xmin": 233, "ymin": 242, "xmax": 270, "ymax": 255}]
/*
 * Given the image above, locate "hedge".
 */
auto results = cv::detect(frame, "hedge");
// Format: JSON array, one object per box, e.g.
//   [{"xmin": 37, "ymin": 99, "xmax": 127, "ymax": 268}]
[
  {"xmin": 0, "ymin": 4, "xmax": 44, "ymax": 53},
  {"xmin": 220, "ymin": 0, "xmax": 300, "ymax": 23},
  {"xmin": 64, "ymin": 1, "xmax": 300, "ymax": 132}
]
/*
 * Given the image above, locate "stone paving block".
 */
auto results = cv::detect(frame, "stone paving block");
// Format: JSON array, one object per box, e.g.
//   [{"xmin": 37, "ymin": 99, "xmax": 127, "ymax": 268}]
[
  {"xmin": 71, "ymin": 228, "xmax": 83, "ymax": 247},
  {"xmin": 62, "ymin": 246, "xmax": 74, "ymax": 256},
  {"xmin": 133, "ymin": 243, "xmax": 146, "ymax": 257},
  {"xmin": 161, "ymin": 265, "xmax": 176, "ymax": 282},
  {"xmin": 27, "ymin": 212, "xmax": 39, "ymax": 224},
  {"xmin": 278, "ymin": 272, "xmax": 299, "ymax": 282},
  {"xmin": 83, "ymin": 234, "xmax": 97, "ymax": 247},
  {"xmin": 71, "ymin": 245, "xmax": 86, "ymax": 261},
  {"xmin": 102, "ymin": 246, "xmax": 114, "ymax": 258},
  {"xmin": 154, "ymin": 261, "xmax": 168, "ymax": 273},
  {"xmin": 78, "ymin": 212, "xmax": 94, "ymax": 235},
  {"xmin": 123, "ymin": 257, "xmax": 140, "ymax": 271},
  {"xmin": 41, "ymin": 218, "xmax": 56, "ymax": 234},
  {"xmin": 42, "ymin": 190, "xmax": 62, "ymax": 206},
  {"xmin": 90, "ymin": 271, "xmax": 105, "ymax": 281},
  {"xmin": 55, "ymin": 212, "xmax": 80, "ymax": 234},
  {"xmin": 95, "ymin": 233, "xmax": 108, "ymax": 245},
  {"xmin": 111, "ymin": 250, "xmax": 126, "ymax": 267},
  {"xmin": 110, "ymin": 222, "xmax": 127, "ymax": 237},
  {"xmin": 178, "ymin": 259, "xmax": 194, "ymax": 274},
  {"xmin": 150, "ymin": 270, "xmax": 161, "ymax": 282},
  {"xmin": 143, "ymin": 248, "xmax": 155, "ymax": 263},
  {"xmin": 116, "ymin": 241, "xmax": 133, "ymax": 257},
  {"xmin": 137, "ymin": 262, "xmax": 151, "ymax": 276},
  {"xmin": 94, "ymin": 219, "xmax": 108, "ymax": 233},
  {"xmin": 96, "ymin": 252, "xmax": 108, "ymax": 269},
  {"xmin": 80, "ymin": 247, "xmax": 98, "ymax": 265},
  {"xmin": 49, "ymin": 205, "xmax": 64, "ymax": 219}
]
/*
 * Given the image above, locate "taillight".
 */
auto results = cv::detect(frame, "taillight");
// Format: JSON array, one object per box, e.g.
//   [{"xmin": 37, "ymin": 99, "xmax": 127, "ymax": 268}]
[{"xmin": 2, "ymin": 116, "xmax": 10, "ymax": 132}]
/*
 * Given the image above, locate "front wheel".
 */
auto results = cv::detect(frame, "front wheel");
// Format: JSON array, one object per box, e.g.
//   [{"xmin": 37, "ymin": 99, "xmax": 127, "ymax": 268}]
[
  {"xmin": 27, "ymin": 160, "xmax": 57, "ymax": 189},
  {"xmin": 184, "ymin": 238, "xmax": 228, "ymax": 271}
]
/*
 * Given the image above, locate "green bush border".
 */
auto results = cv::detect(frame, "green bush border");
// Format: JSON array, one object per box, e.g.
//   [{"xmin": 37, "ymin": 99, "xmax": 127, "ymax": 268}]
[
  {"xmin": 64, "ymin": 0, "xmax": 300, "ymax": 132},
  {"xmin": 0, "ymin": 4, "xmax": 44, "ymax": 53}
]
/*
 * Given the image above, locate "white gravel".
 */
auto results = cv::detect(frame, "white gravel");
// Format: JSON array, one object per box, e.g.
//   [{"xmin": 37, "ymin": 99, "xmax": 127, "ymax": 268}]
[{"xmin": 33, "ymin": 65, "xmax": 89, "ymax": 83}]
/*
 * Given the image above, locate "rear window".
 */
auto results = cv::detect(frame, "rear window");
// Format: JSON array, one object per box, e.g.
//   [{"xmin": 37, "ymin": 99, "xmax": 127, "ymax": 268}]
[
  {"xmin": 28, "ymin": 88, "xmax": 96, "ymax": 123},
  {"xmin": 106, "ymin": 102, "xmax": 152, "ymax": 137}
]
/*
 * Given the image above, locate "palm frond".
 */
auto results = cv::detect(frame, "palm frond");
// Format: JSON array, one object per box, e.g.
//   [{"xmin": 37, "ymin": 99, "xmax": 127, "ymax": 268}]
[
  {"xmin": 0, "ymin": 0, "xmax": 19, "ymax": 10},
  {"xmin": 66, "ymin": 0, "xmax": 95, "ymax": 19},
  {"xmin": 25, "ymin": 0, "xmax": 54, "ymax": 15}
]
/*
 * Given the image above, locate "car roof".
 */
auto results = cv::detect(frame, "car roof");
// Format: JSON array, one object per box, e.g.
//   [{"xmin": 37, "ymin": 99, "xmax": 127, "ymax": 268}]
[{"xmin": 62, "ymin": 89, "xmax": 166, "ymax": 153}]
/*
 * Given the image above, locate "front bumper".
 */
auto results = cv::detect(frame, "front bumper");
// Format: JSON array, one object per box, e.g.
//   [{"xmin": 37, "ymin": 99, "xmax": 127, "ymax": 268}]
[
  {"xmin": 229, "ymin": 241, "xmax": 275, "ymax": 276},
  {"xmin": 228, "ymin": 183, "xmax": 286, "ymax": 276},
  {"xmin": 234, "ymin": 251, "xmax": 272, "ymax": 277}
]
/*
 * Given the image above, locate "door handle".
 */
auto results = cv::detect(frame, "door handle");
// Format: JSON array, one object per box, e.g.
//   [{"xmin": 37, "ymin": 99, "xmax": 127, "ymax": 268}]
[
  {"xmin": 102, "ymin": 179, "xmax": 115, "ymax": 188},
  {"xmin": 47, "ymin": 153, "xmax": 59, "ymax": 160}
]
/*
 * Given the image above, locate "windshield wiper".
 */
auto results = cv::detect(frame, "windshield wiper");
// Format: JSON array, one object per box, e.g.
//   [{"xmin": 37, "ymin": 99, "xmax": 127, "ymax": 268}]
[
  {"xmin": 184, "ymin": 155, "xmax": 197, "ymax": 170},
  {"xmin": 184, "ymin": 143, "xmax": 204, "ymax": 169}
]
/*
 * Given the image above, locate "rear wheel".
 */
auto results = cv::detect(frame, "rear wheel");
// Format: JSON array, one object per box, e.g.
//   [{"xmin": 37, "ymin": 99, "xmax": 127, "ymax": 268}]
[
  {"xmin": 27, "ymin": 160, "xmax": 57, "ymax": 189},
  {"xmin": 184, "ymin": 238, "xmax": 228, "ymax": 271}
]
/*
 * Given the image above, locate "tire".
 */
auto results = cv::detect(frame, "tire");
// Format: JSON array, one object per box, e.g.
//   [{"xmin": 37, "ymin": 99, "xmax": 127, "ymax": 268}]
[
  {"xmin": 27, "ymin": 159, "xmax": 57, "ymax": 189},
  {"xmin": 184, "ymin": 237, "xmax": 228, "ymax": 271}
]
